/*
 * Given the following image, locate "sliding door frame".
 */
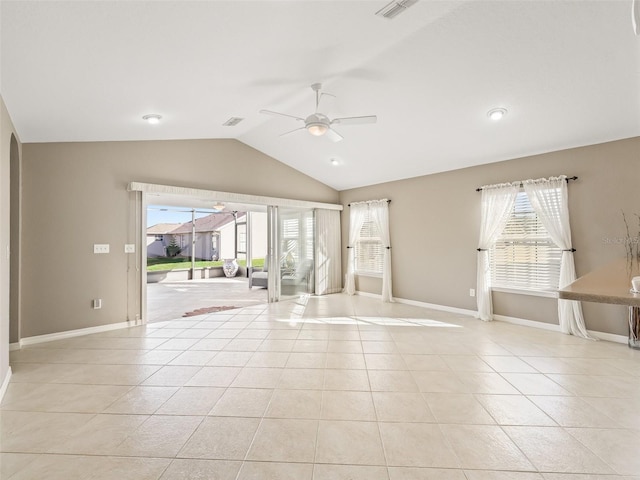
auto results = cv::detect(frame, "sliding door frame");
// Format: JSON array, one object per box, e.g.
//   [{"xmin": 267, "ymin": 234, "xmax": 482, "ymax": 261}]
[{"xmin": 131, "ymin": 182, "xmax": 342, "ymax": 321}]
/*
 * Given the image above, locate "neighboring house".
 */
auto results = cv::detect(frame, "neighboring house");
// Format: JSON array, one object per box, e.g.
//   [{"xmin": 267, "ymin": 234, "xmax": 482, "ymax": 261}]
[
  {"xmin": 147, "ymin": 212, "xmax": 267, "ymax": 261},
  {"xmin": 146, "ymin": 223, "xmax": 182, "ymax": 258}
]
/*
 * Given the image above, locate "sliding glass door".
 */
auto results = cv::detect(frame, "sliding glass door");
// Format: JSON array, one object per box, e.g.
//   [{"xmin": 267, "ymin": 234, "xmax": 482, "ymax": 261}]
[{"xmin": 266, "ymin": 206, "xmax": 315, "ymax": 302}]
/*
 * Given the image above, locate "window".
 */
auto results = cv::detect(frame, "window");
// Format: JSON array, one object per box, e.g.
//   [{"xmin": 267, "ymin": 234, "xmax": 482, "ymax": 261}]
[
  {"xmin": 490, "ymin": 190, "xmax": 562, "ymax": 293},
  {"xmin": 281, "ymin": 216, "xmax": 300, "ymax": 265},
  {"xmin": 304, "ymin": 214, "xmax": 314, "ymax": 261},
  {"xmin": 154, "ymin": 234, "xmax": 163, "ymax": 242},
  {"xmin": 236, "ymin": 223, "xmax": 247, "ymax": 254},
  {"xmin": 281, "ymin": 212, "xmax": 314, "ymax": 266},
  {"xmin": 355, "ymin": 211, "xmax": 383, "ymax": 276}
]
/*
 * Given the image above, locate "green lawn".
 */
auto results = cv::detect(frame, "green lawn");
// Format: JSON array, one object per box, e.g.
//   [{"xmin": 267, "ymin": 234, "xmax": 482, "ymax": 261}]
[{"xmin": 147, "ymin": 257, "xmax": 264, "ymax": 272}]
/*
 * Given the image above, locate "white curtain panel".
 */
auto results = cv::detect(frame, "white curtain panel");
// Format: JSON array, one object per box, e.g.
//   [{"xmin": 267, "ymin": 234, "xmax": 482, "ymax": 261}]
[
  {"xmin": 370, "ymin": 199, "xmax": 394, "ymax": 303},
  {"xmin": 345, "ymin": 202, "xmax": 368, "ymax": 295},
  {"xmin": 477, "ymin": 182, "xmax": 519, "ymax": 321},
  {"xmin": 314, "ymin": 209, "xmax": 342, "ymax": 295},
  {"xmin": 523, "ymin": 176, "xmax": 593, "ymax": 339}
]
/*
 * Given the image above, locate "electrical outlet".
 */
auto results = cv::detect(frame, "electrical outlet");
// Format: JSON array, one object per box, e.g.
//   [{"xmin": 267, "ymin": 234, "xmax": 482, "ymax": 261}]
[
  {"xmin": 92, "ymin": 299, "xmax": 102, "ymax": 309},
  {"xmin": 93, "ymin": 244, "xmax": 110, "ymax": 254},
  {"xmin": 469, "ymin": 288, "xmax": 476, "ymax": 297},
  {"xmin": 124, "ymin": 244, "xmax": 135, "ymax": 253}
]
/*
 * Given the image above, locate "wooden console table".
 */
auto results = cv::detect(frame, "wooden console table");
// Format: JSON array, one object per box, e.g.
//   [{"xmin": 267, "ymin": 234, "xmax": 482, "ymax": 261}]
[{"xmin": 558, "ymin": 258, "xmax": 640, "ymax": 349}]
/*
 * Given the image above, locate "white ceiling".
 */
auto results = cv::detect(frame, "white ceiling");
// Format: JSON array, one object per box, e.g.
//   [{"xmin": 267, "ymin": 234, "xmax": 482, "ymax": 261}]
[{"xmin": 2, "ymin": 1, "xmax": 639, "ymax": 191}]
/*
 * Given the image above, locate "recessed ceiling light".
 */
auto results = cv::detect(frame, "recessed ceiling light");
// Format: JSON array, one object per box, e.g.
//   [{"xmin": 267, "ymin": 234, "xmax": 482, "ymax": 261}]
[
  {"xmin": 330, "ymin": 158, "xmax": 340, "ymax": 166},
  {"xmin": 487, "ymin": 108, "xmax": 507, "ymax": 121},
  {"xmin": 142, "ymin": 114, "xmax": 162, "ymax": 125}
]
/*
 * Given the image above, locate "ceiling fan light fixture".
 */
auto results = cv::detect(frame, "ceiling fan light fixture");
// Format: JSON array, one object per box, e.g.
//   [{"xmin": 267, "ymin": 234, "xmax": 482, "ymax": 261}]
[
  {"xmin": 487, "ymin": 108, "xmax": 507, "ymax": 121},
  {"xmin": 307, "ymin": 123, "xmax": 328, "ymax": 136},
  {"xmin": 305, "ymin": 112, "xmax": 330, "ymax": 136}
]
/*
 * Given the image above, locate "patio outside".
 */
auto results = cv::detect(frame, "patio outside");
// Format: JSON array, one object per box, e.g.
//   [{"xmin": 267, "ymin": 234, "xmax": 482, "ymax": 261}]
[{"xmin": 147, "ymin": 276, "xmax": 267, "ymax": 323}]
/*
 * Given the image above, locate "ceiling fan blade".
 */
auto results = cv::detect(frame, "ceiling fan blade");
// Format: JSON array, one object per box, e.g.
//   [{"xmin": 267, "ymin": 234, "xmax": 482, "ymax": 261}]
[
  {"xmin": 326, "ymin": 128, "xmax": 343, "ymax": 143},
  {"xmin": 259, "ymin": 109, "xmax": 305, "ymax": 122},
  {"xmin": 279, "ymin": 127, "xmax": 306, "ymax": 138},
  {"xmin": 331, "ymin": 115, "xmax": 377, "ymax": 126}
]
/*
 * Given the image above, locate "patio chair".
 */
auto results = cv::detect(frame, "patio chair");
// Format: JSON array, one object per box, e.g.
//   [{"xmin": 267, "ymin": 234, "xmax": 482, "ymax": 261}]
[
  {"xmin": 281, "ymin": 259, "xmax": 313, "ymax": 295},
  {"xmin": 249, "ymin": 258, "xmax": 268, "ymax": 289}
]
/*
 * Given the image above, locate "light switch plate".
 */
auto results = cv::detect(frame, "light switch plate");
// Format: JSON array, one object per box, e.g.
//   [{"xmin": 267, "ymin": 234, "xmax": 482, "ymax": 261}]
[
  {"xmin": 94, "ymin": 244, "xmax": 110, "ymax": 254},
  {"xmin": 124, "ymin": 244, "xmax": 135, "ymax": 253}
]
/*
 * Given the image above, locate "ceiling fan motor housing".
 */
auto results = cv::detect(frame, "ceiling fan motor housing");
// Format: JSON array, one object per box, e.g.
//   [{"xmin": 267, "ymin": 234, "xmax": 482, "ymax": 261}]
[{"xmin": 305, "ymin": 113, "xmax": 330, "ymax": 135}]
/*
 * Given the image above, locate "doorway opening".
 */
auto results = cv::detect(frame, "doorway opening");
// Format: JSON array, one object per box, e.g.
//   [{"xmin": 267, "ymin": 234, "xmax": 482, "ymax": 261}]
[
  {"xmin": 145, "ymin": 205, "xmax": 267, "ymax": 323},
  {"xmin": 130, "ymin": 181, "xmax": 343, "ymax": 323}
]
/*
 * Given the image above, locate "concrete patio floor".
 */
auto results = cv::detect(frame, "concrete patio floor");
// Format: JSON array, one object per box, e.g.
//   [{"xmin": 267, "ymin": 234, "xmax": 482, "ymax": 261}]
[{"xmin": 147, "ymin": 276, "xmax": 267, "ymax": 323}]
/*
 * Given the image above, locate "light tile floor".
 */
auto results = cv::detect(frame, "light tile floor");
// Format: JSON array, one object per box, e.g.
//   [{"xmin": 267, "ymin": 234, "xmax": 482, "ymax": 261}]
[{"xmin": 2, "ymin": 294, "xmax": 640, "ymax": 479}]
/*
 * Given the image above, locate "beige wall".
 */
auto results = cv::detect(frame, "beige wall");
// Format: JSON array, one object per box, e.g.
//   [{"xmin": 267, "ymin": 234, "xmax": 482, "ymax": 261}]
[
  {"xmin": 339, "ymin": 137, "xmax": 640, "ymax": 336},
  {"xmin": 14, "ymin": 134, "xmax": 640, "ymax": 342},
  {"xmin": 1, "ymin": 96, "xmax": 22, "ymax": 386},
  {"xmin": 21, "ymin": 139, "xmax": 338, "ymax": 338}
]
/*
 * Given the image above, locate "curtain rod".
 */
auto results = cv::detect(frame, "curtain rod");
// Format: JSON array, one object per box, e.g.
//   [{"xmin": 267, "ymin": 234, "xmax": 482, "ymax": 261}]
[
  {"xmin": 475, "ymin": 176, "xmax": 578, "ymax": 192},
  {"xmin": 347, "ymin": 199, "xmax": 392, "ymax": 207}
]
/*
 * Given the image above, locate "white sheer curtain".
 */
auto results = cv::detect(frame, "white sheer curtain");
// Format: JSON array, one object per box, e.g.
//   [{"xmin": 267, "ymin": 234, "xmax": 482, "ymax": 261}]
[
  {"xmin": 315, "ymin": 209, "xmax": 342, "ymax": 295},
  {"xmin": 477, "ymin": 182, "xmax": 519, "ymax": 321},
  {"xmin": 345, "ymin": 202, "xmax": 368, "ymax": 295},
  {"xmin": 345, "ymin": 200, "xmax": 393, "ymax": 301},
  {"xmin": 370, "ymin": 199, "xmax": 394, "ymax": 303},
  {"xmin": 523, "ymin": 176, "xmax": 593, "ymax": 339}
]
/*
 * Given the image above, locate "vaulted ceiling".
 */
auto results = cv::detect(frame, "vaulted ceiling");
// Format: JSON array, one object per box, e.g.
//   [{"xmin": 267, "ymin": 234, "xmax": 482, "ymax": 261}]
[{"xmin": 2, "ymin": 1, "xmax": 639, "ymax": 190}]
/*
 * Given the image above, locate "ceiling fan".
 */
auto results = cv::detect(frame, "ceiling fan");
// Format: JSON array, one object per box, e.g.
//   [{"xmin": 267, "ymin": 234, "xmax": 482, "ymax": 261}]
[{"xmin": 259, "ymin": 83, "xmax": 377, "ymax": 142}]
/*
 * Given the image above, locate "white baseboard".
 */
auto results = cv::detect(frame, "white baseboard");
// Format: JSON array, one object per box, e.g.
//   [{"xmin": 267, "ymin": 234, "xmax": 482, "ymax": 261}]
[
  {"xmin": 493, "ymin": 314, "xmax": 627, "ymax": 344},
  {"xmin": 493, "ymin": 314, "xmax": 561, "ymax": 333},
  {"xmin": 19, "ymin": 320, "xmax": 141, "ymax": 347},
  {"xmin": 355, "ymin": 291, "xmax": 477, "ymax": 317},
  {"xmin": 0, "ymin": 366, "xmax": 12, "ymax": 402},
  {"xmin": 585, "ymin": 329, "xmax": 627, "ymax": 344},
  {"xmin": 9, "ymin": 342, "xmax": 20, "ymax": 351},
  {"xmin": 355, "ymin": 291, "xmax": 627, "ymax": 345},
  {"xmin": 353, "ymin": 291, "xmax": 381, "ymax": 300},
  {"xmin": 395, "ymin": 297, "xmax": 477, "ymax": 317}
]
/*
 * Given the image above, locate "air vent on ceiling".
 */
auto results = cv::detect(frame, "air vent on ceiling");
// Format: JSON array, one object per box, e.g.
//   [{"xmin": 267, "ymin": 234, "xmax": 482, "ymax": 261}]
[
  {"xmin": 375, "ymin": 0, "xmax": 418, "ymax": 19},
  {"xmin": 223, "ymin": 117, "xmax": 244, "ymax": 126}
]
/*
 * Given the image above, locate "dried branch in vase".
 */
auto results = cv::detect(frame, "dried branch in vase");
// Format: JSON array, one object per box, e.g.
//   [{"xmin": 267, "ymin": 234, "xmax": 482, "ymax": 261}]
[{"xmin": 622, "ymin": 211, "xmax": 640, "ymax": 271}]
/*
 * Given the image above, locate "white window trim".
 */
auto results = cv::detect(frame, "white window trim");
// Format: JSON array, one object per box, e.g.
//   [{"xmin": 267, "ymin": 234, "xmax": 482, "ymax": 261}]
[
  {"xmin": 356, "ymin": 270, "xmax": 383, "ymax": 278},
  {"xmin": 129, "ymin": 182, "xmax": 343, "ymax": 211},
  {"xmin": 491, "ymin": 286, "xmax": 559, "ymax": 299}
]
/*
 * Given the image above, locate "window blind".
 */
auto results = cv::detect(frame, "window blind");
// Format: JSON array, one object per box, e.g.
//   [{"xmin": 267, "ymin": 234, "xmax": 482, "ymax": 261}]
[
  {"xmin": 490, "ymin": 191, "xmax": 562, "ymax": 292},
  {"xmin": 355, "ymin": 213, "xmax": 383, "ymax": 275},
  {"xmin": 305, "ymin": 215, "xmax": 314, "ymax": 260},
  {"xmin": 282, "ymin": 217, "xmax": 299, "ymax": 262}
]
